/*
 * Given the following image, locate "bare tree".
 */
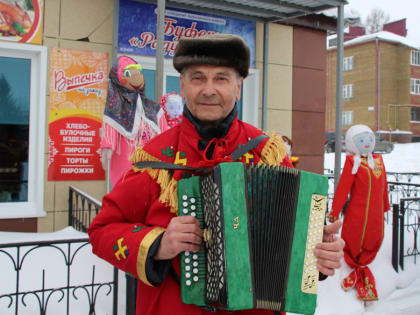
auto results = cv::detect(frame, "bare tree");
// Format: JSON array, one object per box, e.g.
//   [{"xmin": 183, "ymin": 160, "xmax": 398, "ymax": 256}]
[{"xmin": 365, "ymin": 8, "xmax": 390, "ymax": 34}]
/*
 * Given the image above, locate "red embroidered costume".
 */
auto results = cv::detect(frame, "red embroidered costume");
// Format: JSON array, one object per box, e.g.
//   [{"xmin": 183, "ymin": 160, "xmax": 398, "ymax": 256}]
[
  {"xmin": 329, "ymin": 125, "xmax": 390, "ymax": 301},
  {"xmin": 88, "ymin": 114, "xmax": 292, "ymax": 315}
]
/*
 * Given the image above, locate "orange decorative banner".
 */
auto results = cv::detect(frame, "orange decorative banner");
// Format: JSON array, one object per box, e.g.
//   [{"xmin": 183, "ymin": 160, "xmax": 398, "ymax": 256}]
[
  {"xmin": 0, "ymin": 0, "xmax": 43, "ymax": 44},
  {"xmin": 48, "ymin": 48, "xmax": 108, "ymax": 181}
]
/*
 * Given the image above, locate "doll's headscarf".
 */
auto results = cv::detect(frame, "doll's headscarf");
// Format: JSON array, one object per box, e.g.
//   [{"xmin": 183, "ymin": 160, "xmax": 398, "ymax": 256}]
[
  {"xmin": 159, "ymin": 92, "xmax": 183, "ymax": 128},
  {"xmin": 103, "ymin": 56, "xmax": 159, "ymax": 139},
  {"xmin": 345, "ymin": 125, "xmax": 375, "ymax": 174}
]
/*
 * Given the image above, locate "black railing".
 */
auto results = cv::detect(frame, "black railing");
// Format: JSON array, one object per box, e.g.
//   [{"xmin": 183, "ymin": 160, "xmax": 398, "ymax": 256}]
[
  {"xmin": 0, "ymin": 238, "xmax": 117, "ymax": 315},
  {"xmin": 68, "ymin": 186, "xmax": 102, "ymax": 232},
  {"xmin": 392, "ymin": 197, "xmax": 420, "ymax": 272},
  {"xmin": 69, "ymin": 186, "xmax": 127, "ymax": 315}
]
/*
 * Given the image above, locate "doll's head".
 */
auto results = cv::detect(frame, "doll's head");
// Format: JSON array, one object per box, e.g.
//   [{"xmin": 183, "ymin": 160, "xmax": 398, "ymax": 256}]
[
  {"xmin": 345, "ymin": 125, "xmax": 375, "ymax": 174},
  {"xmin": 160, "ymin": 92, "xmax": 183, "ymax": 120},
  {"xmin": 345, "ymin": 125, "xmax": 375, "ymax": 156},
  {"xmin": 117, "ymin": 56, "xmax": 144, "ymax": 91}
]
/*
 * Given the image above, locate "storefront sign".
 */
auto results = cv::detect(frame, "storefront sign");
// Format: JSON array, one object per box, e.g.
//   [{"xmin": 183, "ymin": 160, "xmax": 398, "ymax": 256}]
[
  {"xmin": 0, "ymin": 0, "xmax": 43, "ymax": 44},
  {"xmin": 48, "ymin": 48, "xmax": 108, "ymax": 181},
  {"xmin": 118, "ymin": 0, "xmax": 256, "ymax": 66}
]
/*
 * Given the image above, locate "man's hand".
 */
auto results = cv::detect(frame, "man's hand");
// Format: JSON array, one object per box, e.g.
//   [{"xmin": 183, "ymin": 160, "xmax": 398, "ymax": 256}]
[
  {"xmin": 314, "ymin": 220, "xmax": 345, "ymax": 276},
  {"xmin": 154, "ymin": 216, "xmax": 203, "ymax": 260}
]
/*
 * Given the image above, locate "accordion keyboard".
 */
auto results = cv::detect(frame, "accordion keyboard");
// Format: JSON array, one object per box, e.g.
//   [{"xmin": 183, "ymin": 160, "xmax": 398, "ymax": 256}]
[{"xmin": 180, "ymin": 194, "xmax": 206, "ymax": 288}]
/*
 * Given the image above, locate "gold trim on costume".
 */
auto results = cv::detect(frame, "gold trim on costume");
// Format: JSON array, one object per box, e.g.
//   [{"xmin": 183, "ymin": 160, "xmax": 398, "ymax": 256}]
[
  {"xmin": 359, "ymin": 164, "xmax": 372, "ymax": 253},
  {"xmin": 137, "ymin": 227, "xmax": 165, "ymax": 287}
]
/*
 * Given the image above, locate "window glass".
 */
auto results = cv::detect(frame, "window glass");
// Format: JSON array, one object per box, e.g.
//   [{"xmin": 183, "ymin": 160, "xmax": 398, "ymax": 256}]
[
  {"xmin": 411, "ymin": 108, "xmax": 420, "ymax": 121},
  {"xmin": 411, "ymin": 50, "xmax": 420, "ymax": 66},
  {"xmin": 0, "ymin": 56, "xmax": 31, "ymax": 203}
]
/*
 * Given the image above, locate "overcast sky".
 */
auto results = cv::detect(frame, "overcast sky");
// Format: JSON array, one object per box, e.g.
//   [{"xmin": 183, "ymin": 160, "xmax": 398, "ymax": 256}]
[{"xmin": 343, "ymin": 0, "xmax": 420, "ymax": 46}]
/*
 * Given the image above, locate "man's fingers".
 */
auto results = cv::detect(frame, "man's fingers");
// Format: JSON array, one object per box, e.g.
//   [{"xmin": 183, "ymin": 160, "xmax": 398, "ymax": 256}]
[
  {"xmin": 316, "ymin": 261, "xmax": 337, "ymax": 276},
  {"xmin": 324, "ymin": 220, "xmax": 342, "ymax": 235}
]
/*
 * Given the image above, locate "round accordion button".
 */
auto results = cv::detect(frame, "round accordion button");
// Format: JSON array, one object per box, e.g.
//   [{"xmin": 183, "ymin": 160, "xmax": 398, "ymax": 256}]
[
  {"xmin": 193, "ymin": 276, "xmax": 199, "ymax": 282},
  {"xmin": 190, "ymin": 198, "xmax": 196, "ymax": 203},
  {"xmin": 182, "ymin": 195, "xmax": 188, "ymax": 201},
  {"xmin": 186, "ymin": 280, "xmax": 192, "ymax": 286}
]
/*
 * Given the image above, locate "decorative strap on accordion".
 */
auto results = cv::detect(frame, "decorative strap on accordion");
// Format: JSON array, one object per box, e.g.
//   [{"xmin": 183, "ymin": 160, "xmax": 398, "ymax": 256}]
[{"xmin": 133, "ymin": 134, "xmax": 269, "ymax": 171}]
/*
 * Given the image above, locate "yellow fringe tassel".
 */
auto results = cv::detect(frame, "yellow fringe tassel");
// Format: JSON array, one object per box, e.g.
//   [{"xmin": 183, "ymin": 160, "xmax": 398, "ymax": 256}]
[
  {"xmin": 130, "ymin": 147, "xmax": 179, "ymax": 214},
  {"xmin": 258, "ymin": 132, "xmax": 287, "ymax": 166}
]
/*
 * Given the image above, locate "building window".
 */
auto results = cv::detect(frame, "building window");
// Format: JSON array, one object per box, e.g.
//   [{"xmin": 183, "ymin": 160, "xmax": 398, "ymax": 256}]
[
  {"xmin": 343, "ymin": 84, "xmax": 353, "ymax": 99},
  {"xmin": 0, "ymin": 42, "xmax": 47, "ymax": 218},
  {"xmin": 342, "ymin": 111, "xmax": 354, "ymax": 125},
  {"xmin": 343, "ymin": 56, "xmax": 354, "ymax": 71},
  {"xmin": 411, "ymin": 50, "xmax": 420, "ymax": 66},
  {"xmin": 411, "ymin": 78, "xmax": 420, "ymax": 95},
  {"xmin": 411, "ymin": 107, "xmax": 420, "ymax": 122}
]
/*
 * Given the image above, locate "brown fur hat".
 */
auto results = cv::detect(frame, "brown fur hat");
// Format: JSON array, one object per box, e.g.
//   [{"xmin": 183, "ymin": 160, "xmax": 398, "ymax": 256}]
[{"xmin": 173, "ymin": 34, "xmax": 250, "ymax": 78}]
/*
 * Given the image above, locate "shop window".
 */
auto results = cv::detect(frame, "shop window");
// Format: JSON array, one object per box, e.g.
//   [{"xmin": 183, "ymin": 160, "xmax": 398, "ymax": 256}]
[{"xmin": 0, "ymin": 42, "xmax": 47, "ymax": 218}]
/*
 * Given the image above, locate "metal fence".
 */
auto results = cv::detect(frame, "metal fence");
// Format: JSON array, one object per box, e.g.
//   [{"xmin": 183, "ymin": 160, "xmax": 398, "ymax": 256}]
[
  {"xmin": 69, "ymin": 186, "xmax": 134, "ymax": 315},
  {"xmin": 68, "ymin": 186, "xmax": 102, "ymax": 232},
  {"xmin": 0, "ymin": 238, "xmax": 117, "ymax": 315}
]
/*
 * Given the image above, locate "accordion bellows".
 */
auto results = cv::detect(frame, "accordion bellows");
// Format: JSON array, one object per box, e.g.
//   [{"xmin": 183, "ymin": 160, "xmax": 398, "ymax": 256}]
[{"xmin": 178, "ymin": 162, "xmax": 328, "ymax": 314}]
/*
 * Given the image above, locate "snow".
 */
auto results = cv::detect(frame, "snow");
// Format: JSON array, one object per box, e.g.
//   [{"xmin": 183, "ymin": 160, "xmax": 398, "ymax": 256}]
[
  {"xmin": 0, "ymin": 143, "xmax": 419, "ymax": 314},
  {"xmin": 343, "ymin": 31, "xmax": 420, "ymax": 50},
  {"xmin": 317, "ymin": 142, "xmax": 420, "ymax": 315},
  {"xmin": 326, "ymin": 30, "xmax": 420, "ymax": 51}
]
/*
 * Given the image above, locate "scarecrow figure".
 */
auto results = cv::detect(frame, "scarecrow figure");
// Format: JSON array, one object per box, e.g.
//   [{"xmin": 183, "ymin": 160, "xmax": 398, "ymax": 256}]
[
  {"xmin": 100, "ymin": 56, "xmax": 167, "ymax": 186},
  {"xmin": 328, "ymin": 124, "xmax": 390, "ymax": 301}
]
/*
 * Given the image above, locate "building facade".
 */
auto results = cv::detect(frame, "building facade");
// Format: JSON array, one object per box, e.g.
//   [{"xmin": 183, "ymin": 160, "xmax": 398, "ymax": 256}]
[{"xmin": 326, "ymin": 20, "xmax": 420, "ymax": 143}]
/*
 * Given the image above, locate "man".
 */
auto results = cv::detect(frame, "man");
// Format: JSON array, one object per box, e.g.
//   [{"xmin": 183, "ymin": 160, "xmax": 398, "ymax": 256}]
[{"xmin": 88, "ymin": 34, "xmax": 344, "ymax": 315}]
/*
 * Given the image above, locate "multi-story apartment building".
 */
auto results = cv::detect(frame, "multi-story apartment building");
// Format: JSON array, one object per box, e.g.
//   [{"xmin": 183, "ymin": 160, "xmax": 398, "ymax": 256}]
[{"xmin": 326, "ymin": 19, "xmax": 420, "ymax": 143}]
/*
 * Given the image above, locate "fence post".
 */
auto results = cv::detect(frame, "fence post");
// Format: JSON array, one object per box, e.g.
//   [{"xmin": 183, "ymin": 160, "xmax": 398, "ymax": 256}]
[
  {"xmin": 392, "ymin": 203, "xmax": 399, "ymax": 272},
  {"xmin": 68, "ymin": 187, "xmax": 73, "ymax": 227},
  {"xmin": 126, "ymin": 273, "xmax": 137, "ymax": 315},
  {"xmin": 113, "ymin": 267, "xmax": 119, "ymax": 315},
  {"xmin": 399, "ymin": 199, "xmax": 405, "ymax": 271}
]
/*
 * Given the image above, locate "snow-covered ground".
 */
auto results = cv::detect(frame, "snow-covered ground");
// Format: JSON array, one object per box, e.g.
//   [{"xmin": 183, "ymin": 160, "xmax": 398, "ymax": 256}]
[
  {"xmin": 0, "ymin": 143, "xmax": 419, "ymax": 314},
  {"xmin": 316, "ymin": 142, "xmax": 420, "ymax": 315}
]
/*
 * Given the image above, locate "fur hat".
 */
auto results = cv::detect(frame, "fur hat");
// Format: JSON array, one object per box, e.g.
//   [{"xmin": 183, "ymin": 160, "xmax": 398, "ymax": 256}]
[{"xmin": 173, "ymin": 34, "xmax": 250, "ymax": 78}]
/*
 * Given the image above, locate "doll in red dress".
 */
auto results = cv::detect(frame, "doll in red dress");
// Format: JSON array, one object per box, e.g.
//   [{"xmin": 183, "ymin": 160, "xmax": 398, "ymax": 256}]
[{"xmin": 328, "ymin": 125, "xmax": 390, "ymax": 301}]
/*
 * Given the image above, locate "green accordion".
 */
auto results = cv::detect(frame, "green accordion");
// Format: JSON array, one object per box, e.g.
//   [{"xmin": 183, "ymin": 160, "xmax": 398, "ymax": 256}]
[{"xmin": 177, "ymin": 162, "xmax": 328, "ymax": 314}]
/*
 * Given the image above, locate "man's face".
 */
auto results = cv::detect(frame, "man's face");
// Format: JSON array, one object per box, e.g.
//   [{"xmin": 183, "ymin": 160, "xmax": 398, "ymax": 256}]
[{"xmin": 180, "ymin": 65, "xmax": 242, "ymax": 125}]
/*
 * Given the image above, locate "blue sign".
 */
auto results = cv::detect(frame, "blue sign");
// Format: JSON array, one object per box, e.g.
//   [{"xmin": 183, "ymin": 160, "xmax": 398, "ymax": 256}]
[{"xmin": 118, "ymin": 0, "xmax": 256, "ymax": 67}]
